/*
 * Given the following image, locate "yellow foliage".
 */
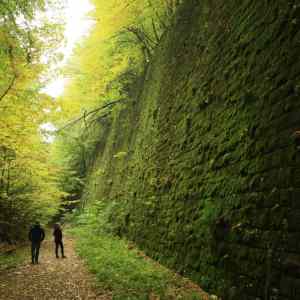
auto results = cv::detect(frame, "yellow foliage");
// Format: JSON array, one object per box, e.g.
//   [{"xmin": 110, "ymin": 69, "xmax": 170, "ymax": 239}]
[
  {"xmin": 56, "ymin": 0, "xmax": 171, "ymax": 122},
  {"xmin": 0, "ymin": 0, "xmax": 65, "ymax": 227}
]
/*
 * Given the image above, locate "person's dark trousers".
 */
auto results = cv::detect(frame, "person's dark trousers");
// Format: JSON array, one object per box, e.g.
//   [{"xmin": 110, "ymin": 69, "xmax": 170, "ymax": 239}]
[
  {"xmin": 55, "ymin": 241, "xmax": 64, "ymax": 258},
  {"xmin": 31, "ymin": 242, "xmax": 41, "ymax": 264}
]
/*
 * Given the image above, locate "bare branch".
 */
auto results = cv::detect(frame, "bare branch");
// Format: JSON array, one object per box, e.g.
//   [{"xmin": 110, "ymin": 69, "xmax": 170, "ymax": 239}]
[
  {"xmin": 126, "ymin": 27, "xmax": 152, "ymax": 62},
  {"xmin": 0, "ymin": 75, "xmax": 17, "ymax": 103},
  {"xmin": 56, "ymin": 98, "xmax": 126, "ymax": 133},
  {"xmin": 86, "ymin": 112, "xmax": 111, "ymax": 129},
  {"xmin": 151, "ymin": 18, "xmax": 160, "ymax": 43}
]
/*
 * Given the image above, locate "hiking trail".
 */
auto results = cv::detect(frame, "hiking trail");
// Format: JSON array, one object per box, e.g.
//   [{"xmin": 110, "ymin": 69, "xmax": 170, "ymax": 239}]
[{"xmin": 0, "ymin": 237, "xmax": 111, "ymax": 300}]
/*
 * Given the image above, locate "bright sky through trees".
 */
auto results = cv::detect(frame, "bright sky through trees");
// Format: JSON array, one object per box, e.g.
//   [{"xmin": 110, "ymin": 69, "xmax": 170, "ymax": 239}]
[
  {"xmin": 0, "ymin": 0, "xmax": 179, "ymax": 246},
  {"xmin": 43, "ymin": 0, "xmax": 95, "ymax": 98}
]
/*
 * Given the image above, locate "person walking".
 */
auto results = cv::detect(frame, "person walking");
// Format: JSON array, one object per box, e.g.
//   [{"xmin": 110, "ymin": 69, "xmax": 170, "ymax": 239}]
[
  {"xmin": 28, "ymin": 222, "xmax": 45, "ymax": 264},
  {"xmin": 53, "ymin": 224, "xmax": 65, "ymax": 258}
]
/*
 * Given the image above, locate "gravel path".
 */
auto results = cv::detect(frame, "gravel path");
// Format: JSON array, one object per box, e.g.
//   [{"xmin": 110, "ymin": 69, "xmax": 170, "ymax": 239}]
[{"xmin": 0, "ymin": 238, "xmax": 111, "ymax": 300}]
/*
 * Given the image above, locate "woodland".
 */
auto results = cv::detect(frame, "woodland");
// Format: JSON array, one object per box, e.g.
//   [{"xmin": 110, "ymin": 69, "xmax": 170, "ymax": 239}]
[
  {"xmin": 0, "ymin": 0, "xmax": 177, "ymax": 242},
  {"xmin": 0, "ymin": 1, "xmax": 201, "ymax": 299},
  {"xmin": 1, "ymin": 1, "xmax": 300, "ymax": 299}
]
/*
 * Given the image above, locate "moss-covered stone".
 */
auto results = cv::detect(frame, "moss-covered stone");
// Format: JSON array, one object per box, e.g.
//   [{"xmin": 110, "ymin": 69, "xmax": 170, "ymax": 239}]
[{"xmin": 81, "ymin": 1, "xmax": 300, "ymax": 299}]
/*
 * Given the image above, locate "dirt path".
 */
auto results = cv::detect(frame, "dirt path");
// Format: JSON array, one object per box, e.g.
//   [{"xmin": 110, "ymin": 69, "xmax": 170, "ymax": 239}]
[{"xmin": 0, "ymin": 238, "xmax": 111, "ymax": 300}]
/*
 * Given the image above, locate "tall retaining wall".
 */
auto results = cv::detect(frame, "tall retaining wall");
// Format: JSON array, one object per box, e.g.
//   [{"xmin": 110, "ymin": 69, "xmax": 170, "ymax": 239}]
[{"xmin": 84, "ymin": 1, "xmax": 300, "ymax": 299}]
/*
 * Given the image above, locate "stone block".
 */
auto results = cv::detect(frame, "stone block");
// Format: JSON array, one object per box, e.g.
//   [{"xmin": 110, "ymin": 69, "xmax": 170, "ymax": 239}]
[{"xmin": 291, "ymin": 188, "xmax": 300, "ymax": 209}]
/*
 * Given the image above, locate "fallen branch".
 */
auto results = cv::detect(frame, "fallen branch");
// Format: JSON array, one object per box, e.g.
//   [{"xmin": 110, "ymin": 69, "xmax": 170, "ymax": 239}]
[
  {"xmin": 56, "ymin": 98, "xmax": 126, "ymax": 133},
  {"xmin": 86, "ymin": 112, "xmax": 112, "ymax": 129}
]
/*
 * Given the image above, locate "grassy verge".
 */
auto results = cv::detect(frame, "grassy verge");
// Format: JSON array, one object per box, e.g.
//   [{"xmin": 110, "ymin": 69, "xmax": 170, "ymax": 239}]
[
  {"xmin": 0, "ymin": 246, "xmax": 27, "ymax": 271},
  {"xmin": 65, "ymin": 203, "xmax": 209, "ymax": 300}
]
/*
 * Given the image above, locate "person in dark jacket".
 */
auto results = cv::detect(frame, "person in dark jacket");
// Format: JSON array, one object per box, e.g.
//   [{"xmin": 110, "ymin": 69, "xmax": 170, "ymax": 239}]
[
  {"xmin": 53, "ymin": 224, "xmax": 65, "ymax": 258},
  {"xmin": 28, "ymin": 222, "xmax": 45, "ymax": 264}
]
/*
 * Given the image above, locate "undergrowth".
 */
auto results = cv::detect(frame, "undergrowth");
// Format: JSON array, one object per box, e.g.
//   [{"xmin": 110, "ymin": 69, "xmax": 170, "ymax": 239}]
[
  {"xmin": 0, "ymin": 247, "xmax": 27, "ymax": 271},
  {"xmin": 65, "ymin": 202, "xmax": 206, "ymax": 300}
]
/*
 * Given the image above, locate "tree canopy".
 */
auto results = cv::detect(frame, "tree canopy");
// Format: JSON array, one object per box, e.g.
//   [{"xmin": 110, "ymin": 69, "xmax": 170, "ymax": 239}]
[
  {"xmin": 50, "ymin": 0, "xmax": 181, "ymax": 211},
  {"xmin": 0, "ymin": 0, "xmax": 181, "ymax": 242},
  {"xmin": 0, "ymin": 0, "xmax": 64, "ymax": 242}
]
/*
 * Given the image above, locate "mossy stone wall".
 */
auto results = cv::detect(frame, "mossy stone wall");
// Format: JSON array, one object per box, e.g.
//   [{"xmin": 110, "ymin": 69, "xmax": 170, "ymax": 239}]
[{"xmin": 84, "ymin": 1, "xmax": 300, "ymax": 299}]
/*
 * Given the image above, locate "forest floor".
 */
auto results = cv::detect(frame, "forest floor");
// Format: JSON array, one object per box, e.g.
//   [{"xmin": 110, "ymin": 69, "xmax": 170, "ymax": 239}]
[
  {"xmin": 0, "ymin": 235, "xmax": 211, "ymax": 300},
  {"xmin": 0, "ymin": 238, "xmax": 111, "ymax": 300}
]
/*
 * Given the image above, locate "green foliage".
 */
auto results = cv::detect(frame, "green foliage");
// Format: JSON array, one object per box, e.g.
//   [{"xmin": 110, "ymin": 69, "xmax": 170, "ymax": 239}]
[
  {"xmin": 113, "ymin": 151, "xmax": 128, "ymax": 159},
  {"xmin": 52, "ymin": 0, "xmax": 182, "ymax": 214},
  {"xmin": 76, "ymin": 230, "xmax": 169, "ymax": 297},
  {"xmin": 0, "ymin": 0, "xmax": 64, "ymax": 242},
  {"xmin": 51, "ymin": 121, "xmax": 107, "ymax": 213},
  {"xmin": 0, "ymin": 247, "xmax": 27, "ymax": 271},
  {"xmin": 48, "ymin": 0, "xmax": 300, "ymax": 299},
  {"xmin": 67, "ymin": 202, "xmax": 205, "ymax": 300}
]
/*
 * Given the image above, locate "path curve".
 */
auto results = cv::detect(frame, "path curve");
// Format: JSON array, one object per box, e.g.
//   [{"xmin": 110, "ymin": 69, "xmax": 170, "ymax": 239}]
[{"xmin": 0, "ymin": 238, "xmax": 111, "ymax": 300}]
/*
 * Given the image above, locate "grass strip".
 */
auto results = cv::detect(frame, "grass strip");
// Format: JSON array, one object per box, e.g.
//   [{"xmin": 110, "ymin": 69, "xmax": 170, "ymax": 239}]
[
  {"xmin": 68, "ymin": 225, "xmax": 207, "ymax": 300},
  {"xmin": 0, "ymin": 246, "xmax": 27, "ymax": 271}
]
